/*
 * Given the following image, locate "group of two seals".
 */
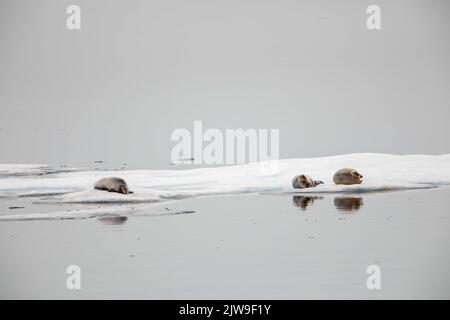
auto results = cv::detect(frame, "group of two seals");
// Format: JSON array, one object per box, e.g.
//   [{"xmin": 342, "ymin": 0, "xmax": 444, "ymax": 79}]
[{"xmin": 292, "ymin": 168, "xmax": 363, "ymax": 189}]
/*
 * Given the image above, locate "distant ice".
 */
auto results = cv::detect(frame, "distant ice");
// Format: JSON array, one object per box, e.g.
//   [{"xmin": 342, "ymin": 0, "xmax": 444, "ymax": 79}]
[
  {"xmin": 0, "ymin": 163, "xmax": 78, "ymax": 178},
  {"xmin": 1, "ymin": 153, "xmax": 449, "ymax": 220}
]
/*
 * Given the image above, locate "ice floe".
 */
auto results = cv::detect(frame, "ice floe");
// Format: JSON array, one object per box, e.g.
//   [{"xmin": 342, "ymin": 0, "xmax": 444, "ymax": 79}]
[{"xmin": 1, "ymin": 153, "xmax": 449, "ymax": 220}]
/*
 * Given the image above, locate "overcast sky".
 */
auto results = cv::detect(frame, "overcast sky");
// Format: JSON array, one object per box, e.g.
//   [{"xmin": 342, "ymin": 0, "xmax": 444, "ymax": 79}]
[{"xmin": 0, "ymin": 0, "xmax": 449, "ymax": 169}]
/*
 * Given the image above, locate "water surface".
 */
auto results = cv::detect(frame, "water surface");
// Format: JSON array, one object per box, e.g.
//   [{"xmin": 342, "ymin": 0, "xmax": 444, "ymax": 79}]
[{"xmin": 0, "ymin": 188, "xmax": 449, "ymax": 299}]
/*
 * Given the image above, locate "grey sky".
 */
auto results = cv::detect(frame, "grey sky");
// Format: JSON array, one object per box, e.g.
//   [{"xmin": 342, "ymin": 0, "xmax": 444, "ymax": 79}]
[{"xmin": 0, "ymin": 0, "xmax": 449, "ymax": 169}]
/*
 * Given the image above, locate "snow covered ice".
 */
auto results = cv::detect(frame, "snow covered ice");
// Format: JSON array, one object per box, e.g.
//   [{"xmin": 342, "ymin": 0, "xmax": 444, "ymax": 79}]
[{"xmin": 0, "ymin": 153, "xmax": 449, "ymax": 220}]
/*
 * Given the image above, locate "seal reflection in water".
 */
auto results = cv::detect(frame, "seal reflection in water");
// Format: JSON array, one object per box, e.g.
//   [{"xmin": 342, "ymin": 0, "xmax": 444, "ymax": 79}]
[
  {"xmin": 98, "ymin": 216, "xmax": 128, "ymax": 225},
  {"xmin": 293, "ymin": 196, "xmax": 323, "ymax": 210},
  {"xmin": 334, "ymin": 197, "xmax": 364, "ymax": 212},
  {"xmin": 94, "ymin": 177, "xmax": 132, "ymax": 194}
]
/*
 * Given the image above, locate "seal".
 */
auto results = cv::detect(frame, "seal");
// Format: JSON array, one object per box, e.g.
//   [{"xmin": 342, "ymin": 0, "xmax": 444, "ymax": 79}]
[
  {"xmin": 333, "ymin": 168, "xmax": 363, "ymax": 185},
  {"xmin": 94, "ymin": 177, "xmax": 132, "ymax": 194},
  {"xmin": 292, "ymin": 174, "xmax": 324, "ymax": 189}
]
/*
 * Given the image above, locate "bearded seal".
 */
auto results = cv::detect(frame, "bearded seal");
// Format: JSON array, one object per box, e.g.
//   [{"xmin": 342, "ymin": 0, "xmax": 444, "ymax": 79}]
[
  {"xmin": 292, "ymin": 175, "xmax": 324, "ymax": 189},
  {"xmin": 333, "ymin": 168, "xmax": 363, "ymax": 185},
  {"xmin": 94, "ymin": 177, "xmax": 132, "ymax": 194}
]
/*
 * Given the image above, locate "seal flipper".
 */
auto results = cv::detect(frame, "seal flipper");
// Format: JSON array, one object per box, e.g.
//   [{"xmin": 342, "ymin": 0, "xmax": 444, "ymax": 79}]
[{"xmin": 313, "ymin": 180, "xmax": 324, "ymax": 187}]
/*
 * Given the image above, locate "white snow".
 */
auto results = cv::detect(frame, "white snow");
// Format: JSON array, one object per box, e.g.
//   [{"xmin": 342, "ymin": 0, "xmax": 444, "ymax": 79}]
[{"xmin": 0, "ymin": 153, "xmax": 449, "ymax": 220}]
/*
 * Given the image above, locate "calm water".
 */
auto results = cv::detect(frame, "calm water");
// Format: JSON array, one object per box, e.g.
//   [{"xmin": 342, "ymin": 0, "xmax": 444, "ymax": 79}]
[{"xmin": 0, "ymin": 187, "xmax": 449, "ymax": 299}]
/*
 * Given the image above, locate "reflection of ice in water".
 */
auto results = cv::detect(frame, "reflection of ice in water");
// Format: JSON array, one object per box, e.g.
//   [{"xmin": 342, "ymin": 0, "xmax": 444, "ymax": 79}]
[
  {"xmin": 292, "ymin": 195, "xmax": 364, "ymax": 212},
  {"xmin": 334, "ymin": 197, "xmax": 364, "ymax": 212},
  {"xmin": 292, "ymin": 196, "xmax": 323, "ymax": 210}
]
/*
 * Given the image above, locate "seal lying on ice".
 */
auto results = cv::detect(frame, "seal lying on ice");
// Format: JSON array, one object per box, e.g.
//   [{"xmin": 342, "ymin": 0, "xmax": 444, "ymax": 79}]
[
  {"xmin": 94, "ymin": 177, "xmax": 132, "ymax": 194},
  {"xmin": 333, "ymin": 168, "xmax": 363, "ymax": 185},
  {"xmin": 292, "ymin": 175, "xmax": 324, "ymax": 189}
]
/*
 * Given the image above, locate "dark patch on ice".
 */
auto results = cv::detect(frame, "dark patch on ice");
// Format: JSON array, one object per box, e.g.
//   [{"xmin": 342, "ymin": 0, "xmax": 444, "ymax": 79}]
[
  {"xmin": 19, "ymin": 192, "xmax": 73, "ymax": 198},
  {"xmin": 176, "ymin": 210, "xmax": 195, "ymax": 214}
]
